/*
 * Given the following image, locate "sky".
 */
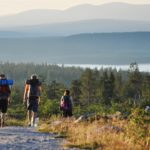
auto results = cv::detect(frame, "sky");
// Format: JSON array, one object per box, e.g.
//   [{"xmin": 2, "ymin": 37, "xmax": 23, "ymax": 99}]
[{"xmin": 0, "ymin": 0, "xmax": 150, "ymax": 16}]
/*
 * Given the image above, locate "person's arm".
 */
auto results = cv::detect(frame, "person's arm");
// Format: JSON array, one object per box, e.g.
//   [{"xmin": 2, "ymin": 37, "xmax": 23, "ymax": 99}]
[
  {"xmin": 38, "ymin": 86, "xmax": 42, "ymax": 104},
  {"xmin": 60, "ymin": 96, "xmax": 63, "ymax": 104},
  {"xmin": 7, "ymin": 86, "xmax": 11, "ymax": 104},
  {"xmin": 23, "ymin": 84, "xmax": 29, "ymax": 104},
  {"xmin": 60, "ymin": 96, "xmax": 64, "ymax": 110}
]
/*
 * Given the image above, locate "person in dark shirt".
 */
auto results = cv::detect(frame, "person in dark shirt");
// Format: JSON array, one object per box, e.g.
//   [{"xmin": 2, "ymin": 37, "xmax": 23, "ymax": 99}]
[
  {"xmin": 23, "ymin": 74, "xmax": 41, "ymax": 127},
  {"xmin": 60, "ymin": 90, "xmax": 73, "ymax": 117}
]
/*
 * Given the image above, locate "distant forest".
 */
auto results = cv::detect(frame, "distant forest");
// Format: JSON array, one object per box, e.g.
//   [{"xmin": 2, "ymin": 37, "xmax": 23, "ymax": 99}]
[
  {"xmin": 0, "ymin": 62, "xmax": 83, "ymax": 87},
  {"xmin": 0, "ymin": 62, "xmax": 149, "ymax": 117}
]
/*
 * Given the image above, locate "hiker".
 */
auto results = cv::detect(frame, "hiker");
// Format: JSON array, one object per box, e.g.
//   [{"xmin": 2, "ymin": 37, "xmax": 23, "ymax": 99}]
[
  {"xmin": 23, "ymin": 74, "xmax": 41, "ymax": 127},
  {"xmin": 0, "ymin": 74, "xmax": 11, "ymax": 127},
  {"xmin": 60, "ymin": 90, "xmax": 73, "ymax": 117}
]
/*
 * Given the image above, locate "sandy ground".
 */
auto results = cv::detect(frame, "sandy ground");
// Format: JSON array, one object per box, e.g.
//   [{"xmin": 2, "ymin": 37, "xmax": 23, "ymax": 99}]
[{"xmin": 0, "ymin": 126, "xmax": 64, "ymax": 150}]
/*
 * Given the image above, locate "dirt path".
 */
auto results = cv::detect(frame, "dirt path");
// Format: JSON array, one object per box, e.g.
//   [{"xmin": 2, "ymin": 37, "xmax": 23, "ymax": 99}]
[{"xmin": 0, "ymin": 126, "xmax": 64, "ymax": 150}]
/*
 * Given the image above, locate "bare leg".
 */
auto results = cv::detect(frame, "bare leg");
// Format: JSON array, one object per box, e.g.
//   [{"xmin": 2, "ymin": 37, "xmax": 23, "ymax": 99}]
[
  {"xmin": 31, "ymin": 112, "xmax": 37, "ymax": 126},
  {"xmin": 1, "ymin": 113, "xmax": 5, "ymax": 127},
  {"xmin": 27, "ymin": 110, "xmax": 32, "ymax": 126},
  {"xmin": 0, "ymin": 112, "xmax": 2, "ymax": 127}
]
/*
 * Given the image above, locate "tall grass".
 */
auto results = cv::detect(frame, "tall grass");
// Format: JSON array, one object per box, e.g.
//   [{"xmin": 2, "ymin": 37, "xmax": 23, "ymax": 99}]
[{"xmin": 39, "ymin": 109, "xmax": 150, "ymax": 150}]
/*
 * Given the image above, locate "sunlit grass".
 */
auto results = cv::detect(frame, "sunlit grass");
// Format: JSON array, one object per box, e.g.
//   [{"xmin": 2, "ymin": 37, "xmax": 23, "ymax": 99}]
[
  {"xmin": 39, "ymin": 113, "xmax": 150, "ymax": 150},
  {"xmin": 5, "ymin": 118, "xmax": 25, "ymax": 126}
]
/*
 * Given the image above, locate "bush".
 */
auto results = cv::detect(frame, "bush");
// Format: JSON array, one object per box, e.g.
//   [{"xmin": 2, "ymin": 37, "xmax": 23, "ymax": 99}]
[{"xmin": 39, "ymin": 99, "xmax": 61, "ymax": 117}]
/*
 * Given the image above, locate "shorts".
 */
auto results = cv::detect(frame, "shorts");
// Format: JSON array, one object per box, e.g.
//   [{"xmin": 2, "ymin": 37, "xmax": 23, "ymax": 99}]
[
  {"xmin": 62, "ymin": 109, "xmax": 73, "ymax": 117},
  {"xmin": 27, "ymin": 98, "xmax": 38, "ymax": 113},
  {"xmin": 0, "ymin": 99, "xmax": 8, "ymax": 113}
]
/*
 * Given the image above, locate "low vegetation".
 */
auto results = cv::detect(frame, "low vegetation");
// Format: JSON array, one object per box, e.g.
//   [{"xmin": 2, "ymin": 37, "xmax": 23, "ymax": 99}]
[
  {"xmin": 39, "ymin": 108, "xmax": 150, "ymax": 150},
  {"xmin": 5, "ymin": 118, "xmax": 25, "ymax": 127}
]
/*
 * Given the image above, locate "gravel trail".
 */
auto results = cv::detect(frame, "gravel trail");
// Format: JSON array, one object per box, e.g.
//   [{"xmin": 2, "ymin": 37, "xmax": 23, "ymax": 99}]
[{"xmin": 0, "ymin": 126, "xmax": 65, "ymax": 150}]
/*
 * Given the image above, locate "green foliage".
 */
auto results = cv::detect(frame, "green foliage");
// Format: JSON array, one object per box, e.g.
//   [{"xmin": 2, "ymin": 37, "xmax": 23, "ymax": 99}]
[
  {"xmin": 129, "ymin": 108, "xmax": 145, "ymax": 125},
  {"xmin": 0, "ymin": 62, "xmax": 149, "ymax": 120},
  {"xmin": 101, "ymin": 71, "xmax": 116, "ymax": 104},
  {"xmin": 73, "ymin": 104, "xmax": 105, "ymax": 116},
  {"xmin": 80, "ymin": 68, "xmax": 98, "ymax": 104},
  {"xmin": 70, "ymin": 80, "xmax": 81, "ymax": 103},
  {"xmin": 39, "ymin": 99, "xmax": 60, "ymax": 117},
  {"xmin": 45, "ymin": 81, "xmax": 66, "ymax": 99},
  {"xmin": 109, "ymin": 102, "xmax": 122, "ymax": 114},
  {"xmin": 139, "ymin": 98, "xmax": 150, "ymax": 108},
  {"xmin": 126, "ymin": 108, "xmax": 149, "ymax": 141},
  {"xmin": 0, "ymin": 62, "xmax": 83, "ymax": 87}
]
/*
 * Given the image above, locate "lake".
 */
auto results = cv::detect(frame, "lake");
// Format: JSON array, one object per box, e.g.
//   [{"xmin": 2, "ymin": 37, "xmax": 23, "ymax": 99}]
[{"xmin": 58, "ymin": 64, "xmax": 150, "ymax": 72}]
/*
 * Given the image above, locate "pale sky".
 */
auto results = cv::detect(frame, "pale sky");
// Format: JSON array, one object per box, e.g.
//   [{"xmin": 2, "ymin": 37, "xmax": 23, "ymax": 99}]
[{"xmin": 0, "ymin": 0, "xmax": 150, "ymax": 16}]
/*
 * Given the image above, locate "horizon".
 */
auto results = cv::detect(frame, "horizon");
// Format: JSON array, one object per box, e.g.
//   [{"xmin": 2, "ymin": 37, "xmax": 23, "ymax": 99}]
[{"xmin": 0, "ymin": 0, "xmax": 150, "ymax": 16}]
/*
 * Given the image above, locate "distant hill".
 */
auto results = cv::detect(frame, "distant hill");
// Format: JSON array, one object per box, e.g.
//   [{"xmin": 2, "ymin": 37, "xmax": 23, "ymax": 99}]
[
  {"xmin": 0, "ymin": 32, "xmax": 150, "ymax": 65},
  {"xmin": 0, "ymin": 3, "xmax": 150, "ymax": 27},
  {"xmin": 1, "ymin": 19, "xmax": 150, "ymax": 37},
  {"xmin": 0, "ymin": 31, "xmax": 28, "ymax": 37}
]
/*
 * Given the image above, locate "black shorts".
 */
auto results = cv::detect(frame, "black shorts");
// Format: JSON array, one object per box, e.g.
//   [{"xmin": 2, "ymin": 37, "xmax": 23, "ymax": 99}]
[
  {"xmin": 0, "ymin": 99, "xmax": 8, "ymax": 113},
  {"xmin": 62, "ymin": 109, "xmax": 73, "ymax": 117},
  {"xmin": 27, "ymin": 97, "xmax": 38, "ymax": 113}
]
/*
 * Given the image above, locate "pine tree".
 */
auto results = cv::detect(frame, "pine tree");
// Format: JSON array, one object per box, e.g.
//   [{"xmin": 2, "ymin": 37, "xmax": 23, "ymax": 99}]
[
  {"xmin": 70, "ymin": 80, "xmax": 81, "ymax": 105},
  {"xmin": 80, "ymin": 68, "xmax": 97, "ymax": 105},
  {"xmin": 128, "ymin": 62, "xmax": 142, "ymax": 99},
  {"xmin": 142, "ymin": 74, "xmax": 150, "ymax": 99},
  {"xmin": 122, "ymin": 63, "xmax": 143, "ymax": 106}
]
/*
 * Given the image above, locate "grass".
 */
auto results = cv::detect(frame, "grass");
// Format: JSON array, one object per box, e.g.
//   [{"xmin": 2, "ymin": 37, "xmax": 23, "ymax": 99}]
[
  {"xmin": 5, "ymin": 117, "xmax": 25, "ymax": 126},
  {"xmin": 38, "ymin": 113, "xmax": 150, "ymax": 150},
  {"xmin": 5, "ymin": 105, "xmax": 26, "ymax": 126}
]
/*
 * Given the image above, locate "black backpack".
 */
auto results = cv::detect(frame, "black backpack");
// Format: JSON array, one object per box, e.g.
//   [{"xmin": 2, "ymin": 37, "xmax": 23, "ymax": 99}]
[{"xmin": 28, "ymin": 79, "xmax": 40, "ymax": 98}]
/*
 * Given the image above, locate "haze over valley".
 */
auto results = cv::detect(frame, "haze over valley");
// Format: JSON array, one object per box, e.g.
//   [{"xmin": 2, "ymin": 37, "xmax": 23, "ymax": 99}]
[{"xmin": 0, "ymin": 2, "xmax": 150, "ymax": 65}]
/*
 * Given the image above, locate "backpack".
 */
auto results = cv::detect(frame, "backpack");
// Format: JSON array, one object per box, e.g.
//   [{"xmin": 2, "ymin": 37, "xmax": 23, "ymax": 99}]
[
  {"xmin": 0, "ymin": 79, "xmax": 11, "ymax": 99},
  {"xmin": 28, "ymin": 79, "xmax": 40, "ymax": 99},
  {"xmin": 60, "ymin": 96, "xmax": 71, "ymax": 110}
]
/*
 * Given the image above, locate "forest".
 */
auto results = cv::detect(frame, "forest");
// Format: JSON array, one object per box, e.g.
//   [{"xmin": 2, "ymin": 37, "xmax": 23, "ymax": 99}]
[{"xmin": 0, "ymin": 62, "xmax": 148, "ymax": 117}]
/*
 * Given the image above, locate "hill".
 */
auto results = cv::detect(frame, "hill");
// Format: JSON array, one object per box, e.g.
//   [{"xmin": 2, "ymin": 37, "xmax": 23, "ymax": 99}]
[
  {"xmin": 0, "ymin": 32, "xmax": 150, "ymax": 64},
  {"xmin": 1, "ymin": 19, "xmax": 150, "ymax": 37},
  {"xmin": 0, "ymin": 3, "xmax": 150, "ymax": 27}
]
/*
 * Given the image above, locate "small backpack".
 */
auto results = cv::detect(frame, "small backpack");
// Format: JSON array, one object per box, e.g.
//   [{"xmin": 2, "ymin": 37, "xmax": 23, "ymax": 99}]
[{"xmin": 60, "ymin": 96, "xmax": 71, "ymax": 110}]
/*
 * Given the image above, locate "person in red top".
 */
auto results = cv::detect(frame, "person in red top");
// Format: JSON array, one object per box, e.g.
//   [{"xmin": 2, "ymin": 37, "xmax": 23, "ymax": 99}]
[
  {"xmin": 23, "ymin": 74, "xmax": 41, "ymax": 127},
  {"xmin": 0, "ymin": 74, "xmax": 11, "ymax": 127}
]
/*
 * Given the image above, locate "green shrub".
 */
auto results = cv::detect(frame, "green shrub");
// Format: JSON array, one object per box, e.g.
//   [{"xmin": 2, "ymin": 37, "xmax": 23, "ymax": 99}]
[{"xmin": 39, "ymin": 99, "xmax": 61, "ymax": 117}]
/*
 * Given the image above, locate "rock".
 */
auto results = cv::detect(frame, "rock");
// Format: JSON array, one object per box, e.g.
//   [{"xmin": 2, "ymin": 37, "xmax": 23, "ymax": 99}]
[
  {"xmin": 74, "ymin": 115, "xmax": 88, "ymax": 123},
  {"xmin": 74, "ymin": 112, "xmax": 122, "ymax": 123},
  {"xmin": 74, "ymin": 113, "xmax": 96, "ymax": 123}
]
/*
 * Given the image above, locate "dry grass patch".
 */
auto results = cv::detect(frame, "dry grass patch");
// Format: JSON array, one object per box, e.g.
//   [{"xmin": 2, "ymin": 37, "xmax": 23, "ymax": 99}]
[{"xmin": 39, "ymin": 116, "xmax": 150, "ymax": 150}]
